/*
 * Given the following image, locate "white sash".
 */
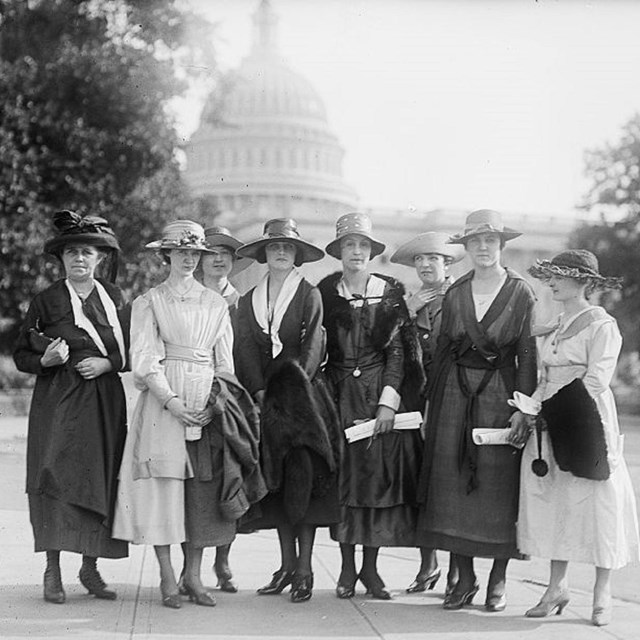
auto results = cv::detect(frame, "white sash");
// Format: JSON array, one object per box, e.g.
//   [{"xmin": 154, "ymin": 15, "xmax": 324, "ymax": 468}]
[
  {"xmin": 252, "ymin": 269, "xmax": 303, "ymax": 358},
  {"xmin": 65, "ymin": 279, "xmax": 127, "ymax": 370}
]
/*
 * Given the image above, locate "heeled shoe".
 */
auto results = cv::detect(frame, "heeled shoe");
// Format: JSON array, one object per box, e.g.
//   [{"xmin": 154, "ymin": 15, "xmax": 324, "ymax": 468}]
[
  {"xmin": 442, "ymin": 582, "xmax": 479, "ymax": 610},
  {"xmin": 336, "ymin": 573, "xmax": 357, "ymax": 599},
  {"xmin": 444, "ymin": 578, "xmax": 457, "ymax": 601},
  {"xmin": 290, "ymin": 573, "xmax": 314, "ymax": 603},
  {"xmin": 182, "ymin": 582, "xmax": 216, "ymax": 607},
  {"xmin": 485, "ymin": 591, "xmax": 507, "ymax": 612},
  {"xmin": 358, "ymin": 570, "xmax": 392, "ymax": 600},
  {"xmin": 177, "ymin": 572, "xmax": 188, "ymax": 596},
  {"xmin": 524, "ymin": 590, "xmax": 570, "ymax": 618},
  {"xmin": 79, "ymin": 565, "xmax": 117, "ymax": 600},
  {"xmin": 406, "ymin": 568, "xmax": 441, "ymax": 593},
  {"xmin": 44, "ymin": 567, "xmax": 65, "ymax": 604},
  {"xmin": 214, "ymin": 566, "xmax": 238, "ymax": 593},
  {"xmin": 160, "ymin": 582, "xmax": 182, "ymax": 609},
  {"xmin": 592, "ymin": 604, "xmax": 612, "ymax": 626},
  {"xmin": 256, "ymin": 569, "xmax": 294, "ymax": 595}
]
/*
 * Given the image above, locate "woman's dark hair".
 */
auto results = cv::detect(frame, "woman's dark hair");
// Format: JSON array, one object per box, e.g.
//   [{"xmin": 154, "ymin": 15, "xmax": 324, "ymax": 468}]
[
  {"xmin": 262, "ymin": 243, "xmax": 303, "ymax": 267},
  {"xmin": 462, "ymin": 235, "xmax": 506, "ymax": 250}
]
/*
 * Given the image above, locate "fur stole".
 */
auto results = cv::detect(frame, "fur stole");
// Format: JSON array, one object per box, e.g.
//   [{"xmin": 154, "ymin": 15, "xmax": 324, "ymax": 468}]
[
  {"xmin": 540, "ymin": 377, "xmax": 610, "ymax": 480},
  {"xmin": 261, "ymin": 359, "xmax": 338, "ymax": 523},
  {"xmin": 318, "ymin": 272, "xmax": 426, "ymax": 411}
]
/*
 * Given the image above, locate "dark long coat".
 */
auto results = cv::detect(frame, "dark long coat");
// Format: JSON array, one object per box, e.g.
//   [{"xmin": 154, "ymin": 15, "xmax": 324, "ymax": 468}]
[
  {"xmin": 234, "ymin": 277, "xmax": 341, "ymax": 527},
  {"xmin": 13, "ymin": 279, "xmax": 129, "ymax": 557},
  {"xmin": 417, "ymin": 268, "xmax": 536, "ymax": 559}
]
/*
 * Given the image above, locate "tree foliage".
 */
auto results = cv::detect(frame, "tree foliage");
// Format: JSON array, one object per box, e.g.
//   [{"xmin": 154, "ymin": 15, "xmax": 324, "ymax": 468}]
[
  {"xmin": 0, "ymin": 0, "xmax": 216, "ymax": 350},
  {"xmin": 571, "ymin": 113, "xmax": 640, "ymax": 352}
]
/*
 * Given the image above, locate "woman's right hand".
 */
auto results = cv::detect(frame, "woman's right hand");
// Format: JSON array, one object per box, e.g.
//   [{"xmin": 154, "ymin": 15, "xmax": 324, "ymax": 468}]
[
  {"xmin": 165, "ymin": 397, "xmax": 202, "ymax": 427},
  {"xmin": 40, "ymin": 337, "xmax": 69, "ymax": 367},
  {"xmin": 406, "ymin": 290, "xmax": 437, "ymax": 317}
]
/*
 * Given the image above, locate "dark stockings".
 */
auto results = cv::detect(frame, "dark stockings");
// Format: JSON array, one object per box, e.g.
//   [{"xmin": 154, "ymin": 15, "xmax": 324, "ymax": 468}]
[
  {"xmin": 456, "ymin": 554, "xmax": 508, "ymax": 594},
  {"xmin": 278, "ymin": 523, "xmax": 317, "ymax": 576}
]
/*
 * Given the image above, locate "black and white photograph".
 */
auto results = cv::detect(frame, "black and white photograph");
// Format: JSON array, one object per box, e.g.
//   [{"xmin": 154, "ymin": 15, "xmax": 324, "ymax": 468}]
[{"xmin": 1, "ymin": 0, "xmax": 640, "ymax": 638}]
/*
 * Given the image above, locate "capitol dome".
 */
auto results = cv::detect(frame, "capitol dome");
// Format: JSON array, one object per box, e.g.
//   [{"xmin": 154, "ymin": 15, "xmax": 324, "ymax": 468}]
[{"xmin": 185, "ymin": 0, "xmax": 358, "ymax": 229}]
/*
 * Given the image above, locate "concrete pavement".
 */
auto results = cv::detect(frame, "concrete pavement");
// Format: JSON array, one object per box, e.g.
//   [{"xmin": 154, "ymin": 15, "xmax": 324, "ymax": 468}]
[{"xmin": 1, "ymin": 414, "xmax": 640, "ymax": 639}]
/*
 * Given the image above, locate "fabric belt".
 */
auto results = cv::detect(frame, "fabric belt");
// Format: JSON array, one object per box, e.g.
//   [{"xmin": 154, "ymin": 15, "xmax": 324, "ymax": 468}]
[{"xmin": 164, "ymin": 343, "xmax": 213, "ymax": 366}]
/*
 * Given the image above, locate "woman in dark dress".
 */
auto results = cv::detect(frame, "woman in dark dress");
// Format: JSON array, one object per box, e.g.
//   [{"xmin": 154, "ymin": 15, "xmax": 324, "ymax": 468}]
[
  {"xmin": 235, "ymin": 218, "xmax": 341, "ymax": 603},
  {"xmin": 416, "ymin": 209, "xmax": 536, "ymax": 612},
  {"xmin": 390, "ymin": 231, "xmax": 463, "ymax": 596},
  {"xmin": 318, "ymin": 212, "xmax": 425, "ymax": 601},
  {"xmin": 13, "ymin": 210, "xmax": 128, "ymax": 604}
]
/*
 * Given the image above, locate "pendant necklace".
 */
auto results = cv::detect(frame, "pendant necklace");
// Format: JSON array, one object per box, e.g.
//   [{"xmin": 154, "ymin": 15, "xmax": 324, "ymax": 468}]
[
  {"xmin": 348, "ymin": 276, "xmax": 370, "ymax": 378},
  {"xmin": 167, "ymin": 279, "xmax": 196, "ymax": 302}
]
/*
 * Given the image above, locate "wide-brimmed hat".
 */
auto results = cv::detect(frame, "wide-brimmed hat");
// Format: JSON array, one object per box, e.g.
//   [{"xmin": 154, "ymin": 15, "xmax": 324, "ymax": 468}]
[
  {"xmin": 325, "ymin": 212, "xmax": 386, "ymax": 259},
  {"xmin": 44, "ymin": 210, "xmax": 120, "ymax": 256},
  {"xmin": 145, "ymin": 220, "xmax": 211, "ymax": 251},
  {"xmin": 528, "ymin": 249, "xmax": 622, "ymax": 290},
  {"xmin": 236, "ymin": 218, "xmax": 324, "ymax": 266},
  {"xmin": 204, "ymin": 225, "xmax": 251, "ymax": 276},
  {"xmin": 390, "ymin": 232, "xmax": 465, "ymax": 267},
  {"xmin": 449, "ymin": 209, "xmax": 521, "ymax": 245}
]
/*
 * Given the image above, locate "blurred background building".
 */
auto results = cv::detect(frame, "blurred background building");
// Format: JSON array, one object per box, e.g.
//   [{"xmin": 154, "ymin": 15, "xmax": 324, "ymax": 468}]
[{"xmin": 185, "ymin": 0, "xmax": 576, "ymax": 309}]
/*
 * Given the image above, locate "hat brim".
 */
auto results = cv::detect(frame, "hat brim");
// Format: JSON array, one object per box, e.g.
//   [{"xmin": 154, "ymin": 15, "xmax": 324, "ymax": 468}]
[
  {"xmin": 448, "ymin": 228, "xmax": 522, "ymax": 245},
  {"xmin": 204, "ymin": 233, "xmax": 243, "ymax": 251},
  {"xmin": 527, "ymin": 260, "xmax": 623, "ymax": 289},
  {"xmin": 390, "ymin": 236, "xmax": 465, "ymax": 267},
  {"xmin": 236, "ymin": 237, "xmax": 324, "ymax": 264},
  {"xmin": 145, "ymin": 240, "xmax": 212, "ymax": 251},
  {"xmin": 325, "ymin": 234, "xmax": 386, "ymax": 260},
  {"xmin": 45, "ymin": 233, "xmax": 120, "ymax": 255}
]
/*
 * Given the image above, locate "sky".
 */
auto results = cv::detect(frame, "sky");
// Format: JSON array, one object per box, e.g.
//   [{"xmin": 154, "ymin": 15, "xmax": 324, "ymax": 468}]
[{"xmin": 177, "ymin": 0, "xmax": 640, "ymax": 220}]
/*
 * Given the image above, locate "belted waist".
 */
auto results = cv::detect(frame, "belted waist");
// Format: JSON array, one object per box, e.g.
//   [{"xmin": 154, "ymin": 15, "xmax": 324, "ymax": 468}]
[
  {"xmin": 545, "ymin": 365, "xmax": 586, "ymax": 384},
  {"xmin": 164, "ymin": 343, "xmax": 213, "ymax": 366},
  {"xmin": 454, "ymin": 348, "xmax": 515, "ymax": 370}
]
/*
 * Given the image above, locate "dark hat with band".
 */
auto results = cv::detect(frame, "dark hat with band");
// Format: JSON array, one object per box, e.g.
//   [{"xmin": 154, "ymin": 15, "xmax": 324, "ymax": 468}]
[
  {"xmin": 44, "ymin": 210, "xmax": 120, "ymax": 256},
  {"xmin": 236, "ymin": 218, "xmax": 324, "ymax": 266},
  {"xmin": 528, "ymin": 249, "xmax": 622, "ymax": 290}
]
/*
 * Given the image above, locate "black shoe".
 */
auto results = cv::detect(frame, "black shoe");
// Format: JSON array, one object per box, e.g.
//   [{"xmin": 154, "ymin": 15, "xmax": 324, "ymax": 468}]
[
  {"xmin": 406, "ymin": 567, "xmax": 442, "ymax": 593},
  {"xmin": 443, "ymin": 583, "xmax": 479, "ymax": 610},
  {"xmin": 79, "ymin": 565, "xmax": 117, "ymax": 600},
  {"xmin": 358, "ymin": 570, "xmax": 392, "ymax": 600},
  {"xmin": 290, "ymin": 573, "xmax": 313, "ymax": 603},
  {"xmin": 44, "ymin": 566, "xmax": 65, "ymax": 604},
  {"xmin": 256, "ymin": 569, "xmax": 294, "ymax": 595},
  {"xmin": 214, "ymin": 566, "xmax": 238, "ymax": 593}
]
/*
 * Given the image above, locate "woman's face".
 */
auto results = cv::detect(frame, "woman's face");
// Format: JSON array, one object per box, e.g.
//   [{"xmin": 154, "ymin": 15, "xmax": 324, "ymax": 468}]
[
  {"xmin": 61, "ymin": 244, "xmax": 103, "ymax": 282},
  {"xmin": 340, "ymin": 235, "xmax": 371, "ymax": 272},
  {"xmin": 201, "ymin": 245, "xmax": 234, "ymax": 279},
  {"xmin": 465, "ymin": 232, "xmax": 502, "ymax": 269},
  {"xmin": 414, "ymin": 253, "xmax": 447, "ymax": 287},
  {"xmin": 168, "ymin": 248, "xmax": 201, "ymax": 277},
  {"xmin": 265, "ymin": 241, "xmax": 296, "ymax": 272},
  {"xmin": 548, "ymin": 274, "xmax": 587, "ymax": 303}
]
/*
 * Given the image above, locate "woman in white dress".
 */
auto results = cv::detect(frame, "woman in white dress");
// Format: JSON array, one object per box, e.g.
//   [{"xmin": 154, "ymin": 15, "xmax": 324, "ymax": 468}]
[
  {"xmin": 113, "ymin": 220, "xmax": 235, "ymax": 609},
  {"xmin": 512, "ymin": 249, "xmax": 639, "ymax": 627}
]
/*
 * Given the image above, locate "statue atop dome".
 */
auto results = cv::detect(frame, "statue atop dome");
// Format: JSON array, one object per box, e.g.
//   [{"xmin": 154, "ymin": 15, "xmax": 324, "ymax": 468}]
[{"xmin": 252, "ymin": 0, "xmax": 278, "ymax": 55}]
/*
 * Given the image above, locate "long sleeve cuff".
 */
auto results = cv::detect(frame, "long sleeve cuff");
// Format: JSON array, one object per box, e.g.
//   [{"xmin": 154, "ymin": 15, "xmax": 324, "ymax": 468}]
[{"xmin": 378, "ymin": 385, "xmax": 401, "ymax": 411}]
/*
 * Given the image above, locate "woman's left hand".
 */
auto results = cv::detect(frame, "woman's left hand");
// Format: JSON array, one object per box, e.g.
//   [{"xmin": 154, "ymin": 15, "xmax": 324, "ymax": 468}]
[
  {"xmin": 75, "ymin": 357, "xmax": 112, "ymax": 380},
  {"xmin": 373, "ymin": 405, "xmax": 395, "ymax": 437},
  {"xmin": 506, "ymin": 410, "xmax": 533, "ymax": 448}
]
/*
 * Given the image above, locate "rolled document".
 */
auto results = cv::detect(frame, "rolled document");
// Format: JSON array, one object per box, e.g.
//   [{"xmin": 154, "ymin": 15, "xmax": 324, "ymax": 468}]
[
  {"xmin": 345, "ymin": 411, "xmax": 422, "ymax": 443},
  {"xmin": 472, "ymin": 428, "xmax": 524, "ymax": 449}
]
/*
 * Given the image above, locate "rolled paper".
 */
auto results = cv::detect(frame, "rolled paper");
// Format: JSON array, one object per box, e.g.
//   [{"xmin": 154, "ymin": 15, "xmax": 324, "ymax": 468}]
[
  {"xmin": 472, "ymin": 428, "xmax": 524, "ymax": 449},
  {"xmin": 345, "ymin": 411, "xmax": 422, "ymax": 443}
]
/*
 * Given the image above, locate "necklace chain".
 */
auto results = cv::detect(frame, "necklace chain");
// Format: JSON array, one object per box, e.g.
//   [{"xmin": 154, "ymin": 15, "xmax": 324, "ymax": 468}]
[{"xmin": 167, "ymin": 279, "xmax": 196, "ymax": 301}]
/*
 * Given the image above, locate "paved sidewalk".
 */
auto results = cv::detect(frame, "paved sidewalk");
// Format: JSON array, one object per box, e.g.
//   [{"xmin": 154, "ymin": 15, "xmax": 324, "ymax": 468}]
[{"xmin": 2, "ymin": 414, "xmax": 640, "ymax": 639}]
